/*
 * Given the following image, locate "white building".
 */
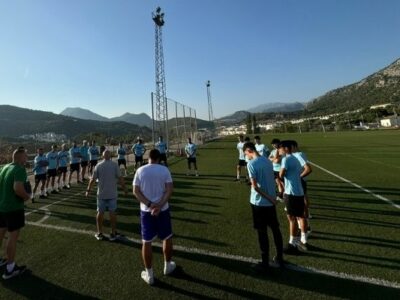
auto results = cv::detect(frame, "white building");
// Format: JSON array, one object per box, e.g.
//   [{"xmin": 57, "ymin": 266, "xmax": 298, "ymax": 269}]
[{"xmin": 380, "ymin": 116, "xmax": 400, "ymax": 127}]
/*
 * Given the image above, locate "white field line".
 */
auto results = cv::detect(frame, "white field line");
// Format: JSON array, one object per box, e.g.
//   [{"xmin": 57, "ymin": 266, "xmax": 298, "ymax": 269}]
[
  {"xmin": 26, "ymin": 221, "xmax": 400, "ymax": 289},
  {"xmin": 310, "ymin": 162, "xmax": 400, "ymax": 210},
  {"xmin": 35, "ymin": 208, "xmax": 51, "ymax": 224},
  {"xmin": 25, "ymin": 191, "xmax": 85, "ymax": 217}
]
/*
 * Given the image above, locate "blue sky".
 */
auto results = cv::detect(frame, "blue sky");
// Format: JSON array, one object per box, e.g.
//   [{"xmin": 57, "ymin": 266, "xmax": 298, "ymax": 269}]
[{"xmin": 1, "ymin": 0, "xmax": 400, "ymax": 119}]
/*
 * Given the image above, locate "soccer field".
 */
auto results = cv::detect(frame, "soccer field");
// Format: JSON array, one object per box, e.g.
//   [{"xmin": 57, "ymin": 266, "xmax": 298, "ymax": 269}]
[{"xmin": 1, "ymin": 131, "xmax": 399, "ymax": 299}]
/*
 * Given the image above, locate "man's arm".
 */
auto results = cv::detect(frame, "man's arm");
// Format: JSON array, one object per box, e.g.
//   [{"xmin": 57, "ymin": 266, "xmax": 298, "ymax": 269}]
[
  {"xmin": 85, "ymin": 178, "xmax": 96, "ymax": 197},
  {"xmin": 119, "ymin": 176, "xmax": 128, "ymax": 196},
  {"xmin": 300, "ymin": 163, "xmax": 312, "ymax": 178},
  {"xmin": 133, "ymin": 185, "xmax": 152, "ymax": 207},
  {"xmin": 250, "ymin": 178, "xmax": 277, "ymax": 205},
  {"xmin": 14, "ymin": 182, "xmax": 31, "ymax": 201},
  {"xmin": 279, "ymin": 167, "xmax": 286, "ymax": 181}
]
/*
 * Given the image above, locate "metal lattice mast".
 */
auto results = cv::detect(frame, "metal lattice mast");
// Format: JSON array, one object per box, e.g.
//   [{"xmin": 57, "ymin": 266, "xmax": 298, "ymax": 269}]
[
  {"xmin": 152, "ymin": 7, "xmax": 168, "ymax": 145},
  {"xmin": 206, "ymin": 80, "xmax": 214, "ymax": 122}
]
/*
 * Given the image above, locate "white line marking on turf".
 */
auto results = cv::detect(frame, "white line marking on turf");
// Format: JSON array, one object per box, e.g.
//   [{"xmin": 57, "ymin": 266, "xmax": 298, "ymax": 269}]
[
  {"xmin": 310, "ymin": 162, "xmax": 400, "ymax": 210},
  {"xmin": 35, "ymin": 208, "xmax": 51, "ymax": 224},
  {"xmin": 25, "ymin": 191, "xmax": 85, "ymax": 217},
  {"xmin": 26, "ymin": 221, "xmax": 400, "ymax": 289}
]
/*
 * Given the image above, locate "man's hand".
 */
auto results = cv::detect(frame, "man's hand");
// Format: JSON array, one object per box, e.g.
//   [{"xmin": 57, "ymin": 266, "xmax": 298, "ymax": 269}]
[
  {"xmin": 85, "ymin": 190, "xmax": 90, "ymax": 198},
  {"xmin": 150, "ymin": 204, "xmax": 161, "ymax": 216}
]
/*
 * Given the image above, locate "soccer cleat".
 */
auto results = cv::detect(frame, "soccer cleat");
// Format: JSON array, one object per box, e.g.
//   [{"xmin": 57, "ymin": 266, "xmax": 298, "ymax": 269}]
[
  {"xmin": 297, "ymin": 242, "xmax": 308, "ymax": 252},
  {"xmin": 2, "ymin": 265, "xmax": 27, "ymax": 280},
  {"xmin": 51, "ymin": 190, "xmax": 59, "ymax": 194},
  {"xmin": 39, "ymin": 195, "xmax": 46, "ymax": 199},
  {"xmin": 163, "ymin": 261, "xmax": 176, "ymax": 275},
  {"xmin": 272, "ymin": 256, "xmax": 286, "ymax": 268},
  {"xmin": 141, "ymin": 271, "xmax": 154, "ymax": 285},
  {"xmin": 109, "ymin": 232, "xmax": 122, "ymax": 242},
  {"xmin": 0, "ymin": 258, "xmax": 7, "ymax": 267},
  {"xmin": 95, "ymin": 233, "xmax": 105, "ymax": 241},
  {"xmin": 251, "ymin": 262, "xmax": 270, "ymax": 274},
  {"xmin": 234, "ymin": 178, "xmax": 240, "ymax": 182},
  {"xmin": 283, "ymin": 243, "xmax": 300, "ymax": 255},
  {"xmin": 66, "ymin": 184, "xmax": 71, "ymax": 189}
]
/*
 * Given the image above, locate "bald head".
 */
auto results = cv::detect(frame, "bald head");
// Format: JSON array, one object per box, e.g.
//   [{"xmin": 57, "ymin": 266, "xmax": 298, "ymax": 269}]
[
  {"xmin": 102, "ymin": 149, "xmax": 111, "ymax": 160},
  {"xmin": 12, "ymin": 147, "xmax": 28, "ymax": 165}
]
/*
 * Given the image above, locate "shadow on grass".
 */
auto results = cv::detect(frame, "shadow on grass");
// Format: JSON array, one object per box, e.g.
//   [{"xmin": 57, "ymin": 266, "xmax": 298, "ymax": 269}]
[
  {"xmin": 312, "ymin": 213, "xmax": 400, "ymax": 229},
  {"xmin": 1, "ymin": 270, "xmax": 99, "ymax": 300},
  {"xmin": 312, "ymin": 203, "xmax": 400, "ymax": 217}
]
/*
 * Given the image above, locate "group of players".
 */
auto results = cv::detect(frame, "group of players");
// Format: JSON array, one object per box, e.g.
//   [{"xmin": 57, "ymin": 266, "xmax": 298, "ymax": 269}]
[
  {"xmin": 236, "ymin": 134, "xmax": 312, "ymax": 270},
  {"xmin": 30, "ymin": 137, "xmax": 169, "ymax": 202}
]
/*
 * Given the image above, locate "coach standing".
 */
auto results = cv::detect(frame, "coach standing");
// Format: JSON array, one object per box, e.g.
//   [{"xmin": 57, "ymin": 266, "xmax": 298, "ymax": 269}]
[
  {"xmin": 0, "ymin": 147, "xmax": 31, "ymax": 279},
  {"xmin": 133, "ymin": 149, "xmax": 175, "ymax": 285}
]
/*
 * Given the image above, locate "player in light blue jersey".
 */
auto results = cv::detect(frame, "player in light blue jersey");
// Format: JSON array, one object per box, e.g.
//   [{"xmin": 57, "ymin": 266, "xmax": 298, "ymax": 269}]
[
  {"xmin": 88, "ymin": 141, "xmax": 100, "ymax": 176},
  {"xmin": 290, "ymin": 140, "xmax": 313, "ymax": 233},
  {"xmin": 155, "ymin": 136, "xmax": 168, "ymax": 166},
  {"xmin": 254, "ymin": 136, "xmax": 270, "ymax": 158},
  {"xmin": 243, "ymin": 142, "xmax": 284, "ymax": 270},
  {"xmin": 279, "ymin": 141, "xmax": 308, "ymax": 254},
  {"xmin": 57, "ymin": 144, "xmax": 69, "ymax": 190},
  {"xmin": 132, "ymin": 138, "xmax": 146, "ymax": 170},
  {"xmin": 117, "ymin": 142, "xmax": 127, "ymax": 168},
  {"xmin": 185, "ymin": 137, "xmax": 198, "ymax": 176},
  {"xmin": 32, "ymin": 147, "xmax": 49, "ymax": 201},
  {"xmin": 68, "ymin": 142, "xmax": 82, "ymax": 187},
  {"xmin": 46, "ymin": 144, "xmax": 59, "ymax": 194},
  {"xmin": 80, "ymin": 140, "xmax": 89, "ymax": 182}
]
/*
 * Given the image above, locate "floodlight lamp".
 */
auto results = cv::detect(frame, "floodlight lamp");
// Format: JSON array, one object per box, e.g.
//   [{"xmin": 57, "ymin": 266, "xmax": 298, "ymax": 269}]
[{"xmin": 156, "ymin": 7, "xmax": 161, "ymax": 13}]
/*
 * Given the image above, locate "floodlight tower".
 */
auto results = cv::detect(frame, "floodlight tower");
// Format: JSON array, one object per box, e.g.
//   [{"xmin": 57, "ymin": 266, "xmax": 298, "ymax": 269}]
[
  {"xmin": 206, "ymin": 80, "xmax": 214, "ymax": 122},
  {"xmin": 152, "ymin": 7, "xmax": 168, "ymax": 144}
]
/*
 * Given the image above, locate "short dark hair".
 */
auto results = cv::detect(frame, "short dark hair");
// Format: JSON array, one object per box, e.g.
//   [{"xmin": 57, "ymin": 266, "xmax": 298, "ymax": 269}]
[
  {"xmin": 271, "ymin": 138, "xmax": 280, "ymax": 145},
  {"xmin": 149, "ymin": 149, "xmax": 161, "ymax": 161},
  {"xmin": 242, "ymin": 142, "xmax": 257, "ymax": 152},
  {"xmin": 244, "ymin": 137, "xmax": 250, "ymax": 142},
  {"xmin": 254, "ymin": 136, "xmax": 260, "ymax": 140},
  {"xmin": 279, "ymin": 140, "xmax": 292, "ymax": 149}
]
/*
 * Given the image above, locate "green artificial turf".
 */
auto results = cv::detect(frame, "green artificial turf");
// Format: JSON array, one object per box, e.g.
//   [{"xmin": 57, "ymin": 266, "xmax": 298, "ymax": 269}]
[{"xmin": 1, "ymin": 130, "xmax": 399, "ymax": 299}]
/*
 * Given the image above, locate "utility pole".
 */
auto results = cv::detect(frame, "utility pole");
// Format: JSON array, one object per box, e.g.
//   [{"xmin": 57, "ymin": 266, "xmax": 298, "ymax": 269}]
[
  {"xmin": 152, "ymin": 7, "xmax": 168, "ymax": 146},
  {"xmin": 206, "ymin": 80, "xmax": 214, "ymax": 122}
]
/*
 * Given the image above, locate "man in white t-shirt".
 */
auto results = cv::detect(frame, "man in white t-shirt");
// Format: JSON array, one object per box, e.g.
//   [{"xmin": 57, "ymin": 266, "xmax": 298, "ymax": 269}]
[{"xmin": 133, "ymin": 149, "xmax": 175, "ymax": 285}]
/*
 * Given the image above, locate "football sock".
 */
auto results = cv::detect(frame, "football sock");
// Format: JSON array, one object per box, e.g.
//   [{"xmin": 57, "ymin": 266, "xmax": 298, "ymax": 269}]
[{"xmin": 7, "ymin": 262, "xmax": 15, "ymax": 273}]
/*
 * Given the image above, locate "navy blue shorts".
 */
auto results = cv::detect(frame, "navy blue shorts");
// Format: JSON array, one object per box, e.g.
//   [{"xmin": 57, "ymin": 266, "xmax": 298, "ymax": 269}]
[{"xmin": 140, "ymin": 209, "xmax": 173, "ymax": 242}]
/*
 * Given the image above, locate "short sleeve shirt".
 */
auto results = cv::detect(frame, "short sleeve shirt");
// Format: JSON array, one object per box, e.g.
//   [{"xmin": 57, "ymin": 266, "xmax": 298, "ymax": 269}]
[
  {"xmin": 46, "ymin": 151, "xmax": 59, "ymax": 170},
  {"xmin": 0, "ymin": 163, "xmax": 27, "ymax": 212},
  {"xmin": 92, "ymin": 160, "xmax": 121, "ymax": 200},
  {"xmin": 185, "ymin": 143, "xmax": 197, "ymax": 158},
  {"xmin": 237, "ymin": 142, "xmax": 245, "ymax": 160},
  {"xmin": 133, "ymin": 164, "xmax": 173, "ymax": 212},
  {"xmin": 281, "ymin": 154, "xmax": 304, "ymax": 196},
  {"xmin": 33, "ymin": 155, "xmax": 48, "ymax": 175},
  {"xmin": 247, "ymin": 156, "xmax": 275, "ymax": 206}
]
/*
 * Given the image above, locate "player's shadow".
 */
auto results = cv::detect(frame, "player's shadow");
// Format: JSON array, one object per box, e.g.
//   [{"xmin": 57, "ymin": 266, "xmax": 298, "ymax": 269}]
[
  {"xmin": 166, "ymin": 251, "xmax": 400, "ymax": 299},
  {"xmin": 174, "ymin": 233, "xmax": 228, "ymax": 247},
  {"xmin": 1, "ymin": 270, "xmax": 99, "ymax": 299},
  {"xmin": 154, "ymin": 266, "xmax": 274, "ymax": 299},
  {"xmin": 311, "ymin": 213, "xmax": 400, "ymax": 229},
  {"xmin": 312, "ymin": 203, "xmax": 400, "ymax": 217}
]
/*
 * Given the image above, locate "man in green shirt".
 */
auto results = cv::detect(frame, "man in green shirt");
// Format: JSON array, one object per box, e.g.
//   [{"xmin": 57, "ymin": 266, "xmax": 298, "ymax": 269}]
[{"xmin": 0, "ymin": 147, "xmax": 31, "ymax": 280}]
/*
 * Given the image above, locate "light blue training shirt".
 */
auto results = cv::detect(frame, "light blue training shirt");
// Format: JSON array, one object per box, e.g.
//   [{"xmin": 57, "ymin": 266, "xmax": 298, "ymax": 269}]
[
  {"xmin": 155, "ymin": 141, "xmax": 167, "ymax": 154},
  {"xmin": 281, "ymin": 154, "xmax": 304, "ymax": 196},
  {"xmin": 46, "ymin": 151, "xmax": 58, "ymax": 170},
  {"xmin": 185, "ymin": 143, "xmax": 197, "ymax": 158},
  {"xmin": 33, "ymin": 154, "xmax": 48, "ymax": 175}
]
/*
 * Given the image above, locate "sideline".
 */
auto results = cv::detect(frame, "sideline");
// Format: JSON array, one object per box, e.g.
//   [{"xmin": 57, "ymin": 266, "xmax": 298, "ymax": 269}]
[
  {"xmin": 26, "ymin": 221, "xmax": 400, "ymax": 289},
  {"xmin": 310, "ymin": 162, "xmax": 400, "ymax": 210}
]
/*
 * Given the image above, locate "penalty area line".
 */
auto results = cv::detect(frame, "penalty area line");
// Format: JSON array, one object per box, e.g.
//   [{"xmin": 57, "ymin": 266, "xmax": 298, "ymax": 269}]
[
  {"xmin": 310, "ymin": 162, "xmax": 400, "ymax": 210},
  {"xmin": 26, "ymin": 221, "xmax": 400, "ymax": 290}
]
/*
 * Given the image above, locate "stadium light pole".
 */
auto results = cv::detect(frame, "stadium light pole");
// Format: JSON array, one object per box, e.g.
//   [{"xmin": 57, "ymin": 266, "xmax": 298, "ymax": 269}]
[{"xmin": 152, "ymin": 7, "xmax": 169, "ymax": 148}]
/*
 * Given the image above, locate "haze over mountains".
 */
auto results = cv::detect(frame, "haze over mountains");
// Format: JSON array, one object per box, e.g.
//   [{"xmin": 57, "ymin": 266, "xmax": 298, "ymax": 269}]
[{"xmin": 60, "ymin": 107, "xmax": 153, "ymax": 128}]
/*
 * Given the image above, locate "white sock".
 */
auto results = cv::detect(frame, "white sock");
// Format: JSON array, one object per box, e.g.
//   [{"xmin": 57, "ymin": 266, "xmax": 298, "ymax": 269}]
[
  {"xmin": 301, "ymin": 232, "xmax": 307, "ymax": 244},
  {"xmin": 289, "ymin": 235, "xmax": 295, "ymax": 245},
  {"xmin": 237, "ymin": 175, "xmax": 240, "ymax": 179},
  {"xmin": 145, "ymin": 268, "xmax": 154, "ymax": 277},
  {"xmin": 7, "ymin": 262, "xmax": 15, "ymax": 272}
]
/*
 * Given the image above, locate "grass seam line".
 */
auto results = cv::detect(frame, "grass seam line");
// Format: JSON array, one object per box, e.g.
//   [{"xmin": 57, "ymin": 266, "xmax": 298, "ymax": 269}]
[
  {"xmin": 25, "ymin": 221, "xmax": 400, "ymax": 289},
  {"xmin": 310, "ymin": 161, "xmax": 400, "ymax": 210}
]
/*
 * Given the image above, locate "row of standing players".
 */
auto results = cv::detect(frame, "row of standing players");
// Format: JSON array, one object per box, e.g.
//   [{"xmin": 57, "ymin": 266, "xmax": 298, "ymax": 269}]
[
  {"xmin": 236, "ymin": 135, "xmax": 312, "ymax": 271},
  {"xmin": 29, "ymin": 137, "xmax": 169, "ymax": 202}
]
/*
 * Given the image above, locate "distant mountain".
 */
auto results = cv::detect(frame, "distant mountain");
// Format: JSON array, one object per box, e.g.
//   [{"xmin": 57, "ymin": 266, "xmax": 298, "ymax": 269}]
[
  {"xmin": 110, "ymin": 113, "xmax": 152, "ymax": 128},
  {"xmin": 0, "ymin": 105, "xmax": 151, "ymax": 139},
  {"xmin": 60, "ymin": 107, "xmax": 109, "ymax": 122},
  {"xmin": 217, "ymin": 110, "xmax": 249, "ymax": 125},
  {"xmin": 60, "ymin": 107, "xmax": 153, "ymax": 128},
  {"xmin": 247, "ymin": 102, "xmax": 305, "ymax": 113},
  {"xmin": 306, "ymin": 58, "xmax": 400, "ymax": 114}
]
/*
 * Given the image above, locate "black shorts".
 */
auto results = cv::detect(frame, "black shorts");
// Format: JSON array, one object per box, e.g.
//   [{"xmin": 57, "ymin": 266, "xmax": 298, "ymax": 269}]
[
  {"xmin": 274, "ymin": 171, "xmax": 280, "ymax": 179},
  {"xmin": 35, "ymin": 174, "xmax": 46, "ymax": 183},
  {"xmin": 81, "ymin": 161, "xmax": 89, "ymax": 167},
  {"xmin": 47, "ymin": 169, "xmax": 57, "ymax": 178},
  {"xmin": 135, "ymin": 156, "xmax": 143, "ymax": 163},
  {"xmin": 160, "ymin": 153, "xmax": 167, "ymax": 163},
  {"xmin": 251, "ymin": 204, "xmax": 280, "ymax": 230},
  {"xmin": 301, "ymin": 178, "xmax": 307, "ymax": 194},
  {"xmin": 90, "ymin": 160, "xmax": 98, "ymax": 169},
  {"xmin": 238, "ymin": 159, "xmax": 247, "ymax": 167},
  {"xmin": 118, "ymin": 159, "xmax": 126, "ymax": 166},
  {"xmin": 187, "ymin": 157, "xmax": 197, "ymax": 164},
  {"xmin": 70, "ymin": 163, "xmax": 80, "ymax": 172},
  {"xmin": 0, "ymin": 210, "xmax": 25, "ymax": 232},
  {"xmin": 284, "ymin": 194, "xmax": 305, "ymax": 217},
  {"xmin": 58, "ymin": 166, "xmax": 67, "ymax": 174}
]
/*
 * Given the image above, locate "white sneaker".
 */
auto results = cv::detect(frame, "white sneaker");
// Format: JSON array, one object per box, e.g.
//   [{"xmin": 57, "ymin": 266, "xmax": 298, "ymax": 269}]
[
  {"xmin": 141, "ymin": 271, "xmax": 154, "ymax": 285},
  {"xmin": 163, "ymin": 261, "xmax": 176, "ymax": 275}
]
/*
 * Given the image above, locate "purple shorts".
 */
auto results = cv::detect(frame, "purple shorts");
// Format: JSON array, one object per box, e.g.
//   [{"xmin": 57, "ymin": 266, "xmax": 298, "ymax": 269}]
[{"xmin": 140, "ymin": 208, "xmax": 173, "ymax": 242}]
